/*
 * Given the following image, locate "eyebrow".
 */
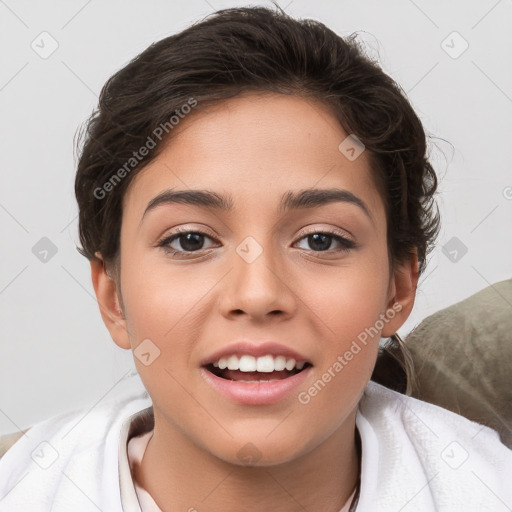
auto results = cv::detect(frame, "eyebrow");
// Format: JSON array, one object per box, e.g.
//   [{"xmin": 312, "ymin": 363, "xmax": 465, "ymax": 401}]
[{"xmin": 140, "ymin": 187, "xmax": 374, "ymax": 224}]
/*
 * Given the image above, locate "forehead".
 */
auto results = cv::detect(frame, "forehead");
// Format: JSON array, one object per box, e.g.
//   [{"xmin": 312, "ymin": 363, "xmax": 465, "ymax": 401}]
[{"xmin": 123, "ymin": 92, "xmax": 384, "ymax": 221}]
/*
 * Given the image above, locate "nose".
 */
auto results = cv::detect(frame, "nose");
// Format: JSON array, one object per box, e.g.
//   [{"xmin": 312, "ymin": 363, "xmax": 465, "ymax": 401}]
[{"xmin": 219, "ymin": 240, "xmax": 297, "ymax": 322}]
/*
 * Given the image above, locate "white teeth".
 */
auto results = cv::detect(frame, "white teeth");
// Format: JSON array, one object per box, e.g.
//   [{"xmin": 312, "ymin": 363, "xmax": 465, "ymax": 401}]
[
  {"xmin": 285, "ymin": 358, "xmax": 296, "ymax": 371},
  {"xmin": 210, "ymin": 354, "xmax": 307, "ymax": 372},
  {"xmin": 274, "ymin": 355, "xmax": 286, "ymax": 371},
  {"xmin": 256, "ymin": 355, "xmax": 274, "ymax": 373},
  {"xmin": 227, "ymin": 355, "xmax": 239, "ymax": 370},
  {"xmin": 239, "ymin": 355, "xmax": 257, "ymax": 372}
]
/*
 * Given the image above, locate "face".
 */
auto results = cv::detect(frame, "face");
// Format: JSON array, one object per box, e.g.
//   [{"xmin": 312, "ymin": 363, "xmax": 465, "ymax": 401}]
[{"xmin": 93, "ymin": 92, "xmax": 416, "ymax": 467}]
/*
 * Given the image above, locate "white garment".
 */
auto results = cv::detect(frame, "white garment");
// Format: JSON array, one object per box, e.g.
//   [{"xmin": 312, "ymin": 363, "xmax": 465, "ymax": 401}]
[
  {"xmin": 0, "ymin": 372, "xmax": 511, "ymax": 511},
  {"xmin": 126, "ymin": 430, "xmax": 163, "ymax": 512}
]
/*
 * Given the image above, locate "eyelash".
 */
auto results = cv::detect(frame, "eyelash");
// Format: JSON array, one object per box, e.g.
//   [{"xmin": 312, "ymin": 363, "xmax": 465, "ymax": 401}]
[{"xmin": 156, "ymin": 226, "xmax": 357, "ymax": 257}]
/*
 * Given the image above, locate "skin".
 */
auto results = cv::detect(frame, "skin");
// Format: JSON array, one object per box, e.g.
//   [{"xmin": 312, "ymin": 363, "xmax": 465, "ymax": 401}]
[{"xmin": 91, "ymin": 91, "xmax": 418, "ymax": 512}]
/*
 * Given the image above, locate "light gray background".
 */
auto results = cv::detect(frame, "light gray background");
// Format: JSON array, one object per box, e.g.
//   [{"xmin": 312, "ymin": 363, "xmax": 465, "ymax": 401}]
[{"xmin": 1, "ymin": 0, "xmax": 511, "ymax": 435}]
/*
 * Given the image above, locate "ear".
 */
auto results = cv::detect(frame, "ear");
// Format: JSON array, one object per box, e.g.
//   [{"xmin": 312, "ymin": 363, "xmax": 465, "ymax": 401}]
[
  {"xmin": 381, "ymin": 249, "xmax": 419, "ymax": 337},
  {"xmin": 90, "ymin": 253, "xmax": 131, "ymax": 350}
]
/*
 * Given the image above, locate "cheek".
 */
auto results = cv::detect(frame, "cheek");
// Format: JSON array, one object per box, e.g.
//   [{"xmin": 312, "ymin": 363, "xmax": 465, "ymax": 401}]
[
  {"xmin": 119, "ymin": 257, "xmax": 212, "ymax": 401},
  {"xmin": 122, "ymin": 263, "xmax": 207, "ymax": 338},
  {"xmin": 296, "ymin": 253, "xmax": 390, "ymax": 386},
  {"xmin": 119, "ymin": 248, "xmax": 222, "ymax": 368},
  {"xmin": 298, "ymin": 274, "xmax": 386, "ymax": 425},
  {"xmin": 301, "ymin": 254, "xmax": 390, "ymax": 335}
]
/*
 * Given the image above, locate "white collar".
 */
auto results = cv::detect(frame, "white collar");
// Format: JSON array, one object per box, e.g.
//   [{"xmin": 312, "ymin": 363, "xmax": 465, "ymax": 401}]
[{"xmin": 118, "ymin": 406, "xmax": 154, "ymax": 512}]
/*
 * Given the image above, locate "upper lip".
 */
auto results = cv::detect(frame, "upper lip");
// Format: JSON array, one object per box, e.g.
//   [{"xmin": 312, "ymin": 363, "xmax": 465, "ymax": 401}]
[{"xmin": 200, "ymin": 341, "xmax": 311, "ymax": 366}]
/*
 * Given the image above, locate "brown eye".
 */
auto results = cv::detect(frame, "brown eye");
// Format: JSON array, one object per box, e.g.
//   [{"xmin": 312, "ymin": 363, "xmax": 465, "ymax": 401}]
[
  {"xmin": 172, "ymin": 232, "xmax": 206, "ymax": 252},
  {"xmin": 158, "ymin": 230, "xmax": 218, "ymax": 254},
  {"xmin": 306, "ymin": 233, "xmax": 332, "ymax": 251},
  {"xmin": 295, "ymin": 231, "xmax": 356, "ymax": 252}
]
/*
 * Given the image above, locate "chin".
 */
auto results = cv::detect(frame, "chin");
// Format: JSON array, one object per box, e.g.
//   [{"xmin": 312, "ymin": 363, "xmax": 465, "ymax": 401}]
[{"xmin": 205, "ymin": 431, "xmax": 314, "ymax": 469}]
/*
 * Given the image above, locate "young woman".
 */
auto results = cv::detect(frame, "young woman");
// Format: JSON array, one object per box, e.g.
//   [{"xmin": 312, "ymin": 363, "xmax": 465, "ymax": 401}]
[{"xmin": 1, "ymin": 6, "xmax": 510, "ymax": 512}]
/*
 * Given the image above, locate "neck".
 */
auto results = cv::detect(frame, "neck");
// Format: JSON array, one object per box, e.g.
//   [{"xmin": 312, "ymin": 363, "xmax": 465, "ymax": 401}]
[{"xmin": 135, "ymin": 408, "xmax": 360, "ymax": 512}]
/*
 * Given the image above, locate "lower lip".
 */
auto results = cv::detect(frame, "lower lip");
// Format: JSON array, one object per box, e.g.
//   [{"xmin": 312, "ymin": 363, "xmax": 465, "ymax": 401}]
[{"xmin": 200, "ymin": 366, "xmax": 312, "ymax": 406}]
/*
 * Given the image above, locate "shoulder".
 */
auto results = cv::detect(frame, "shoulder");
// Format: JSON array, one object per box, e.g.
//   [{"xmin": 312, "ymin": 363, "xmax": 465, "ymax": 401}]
[
  {"xmin": 357, "ymin": 380, "xmax": 512, "ymax": 510},
  {"xmin": 0, "ymin": 372, "xmax": 152, "ymax": 511},
  {"xmin": 361, "ymin": 379, "xmax": 508, "ymax": 448}
]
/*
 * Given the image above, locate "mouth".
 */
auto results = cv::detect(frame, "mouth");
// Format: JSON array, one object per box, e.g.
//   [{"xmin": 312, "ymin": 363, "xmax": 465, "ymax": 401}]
[{"xmin": 203, "ymin": 355, "xmax": 313, "ymax": 382}]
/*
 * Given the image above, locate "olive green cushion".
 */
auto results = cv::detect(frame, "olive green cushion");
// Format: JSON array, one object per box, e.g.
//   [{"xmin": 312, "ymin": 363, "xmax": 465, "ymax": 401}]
[{"xmin": 407, "ymin": 278, "xmax": 512, "ymax": 449}]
